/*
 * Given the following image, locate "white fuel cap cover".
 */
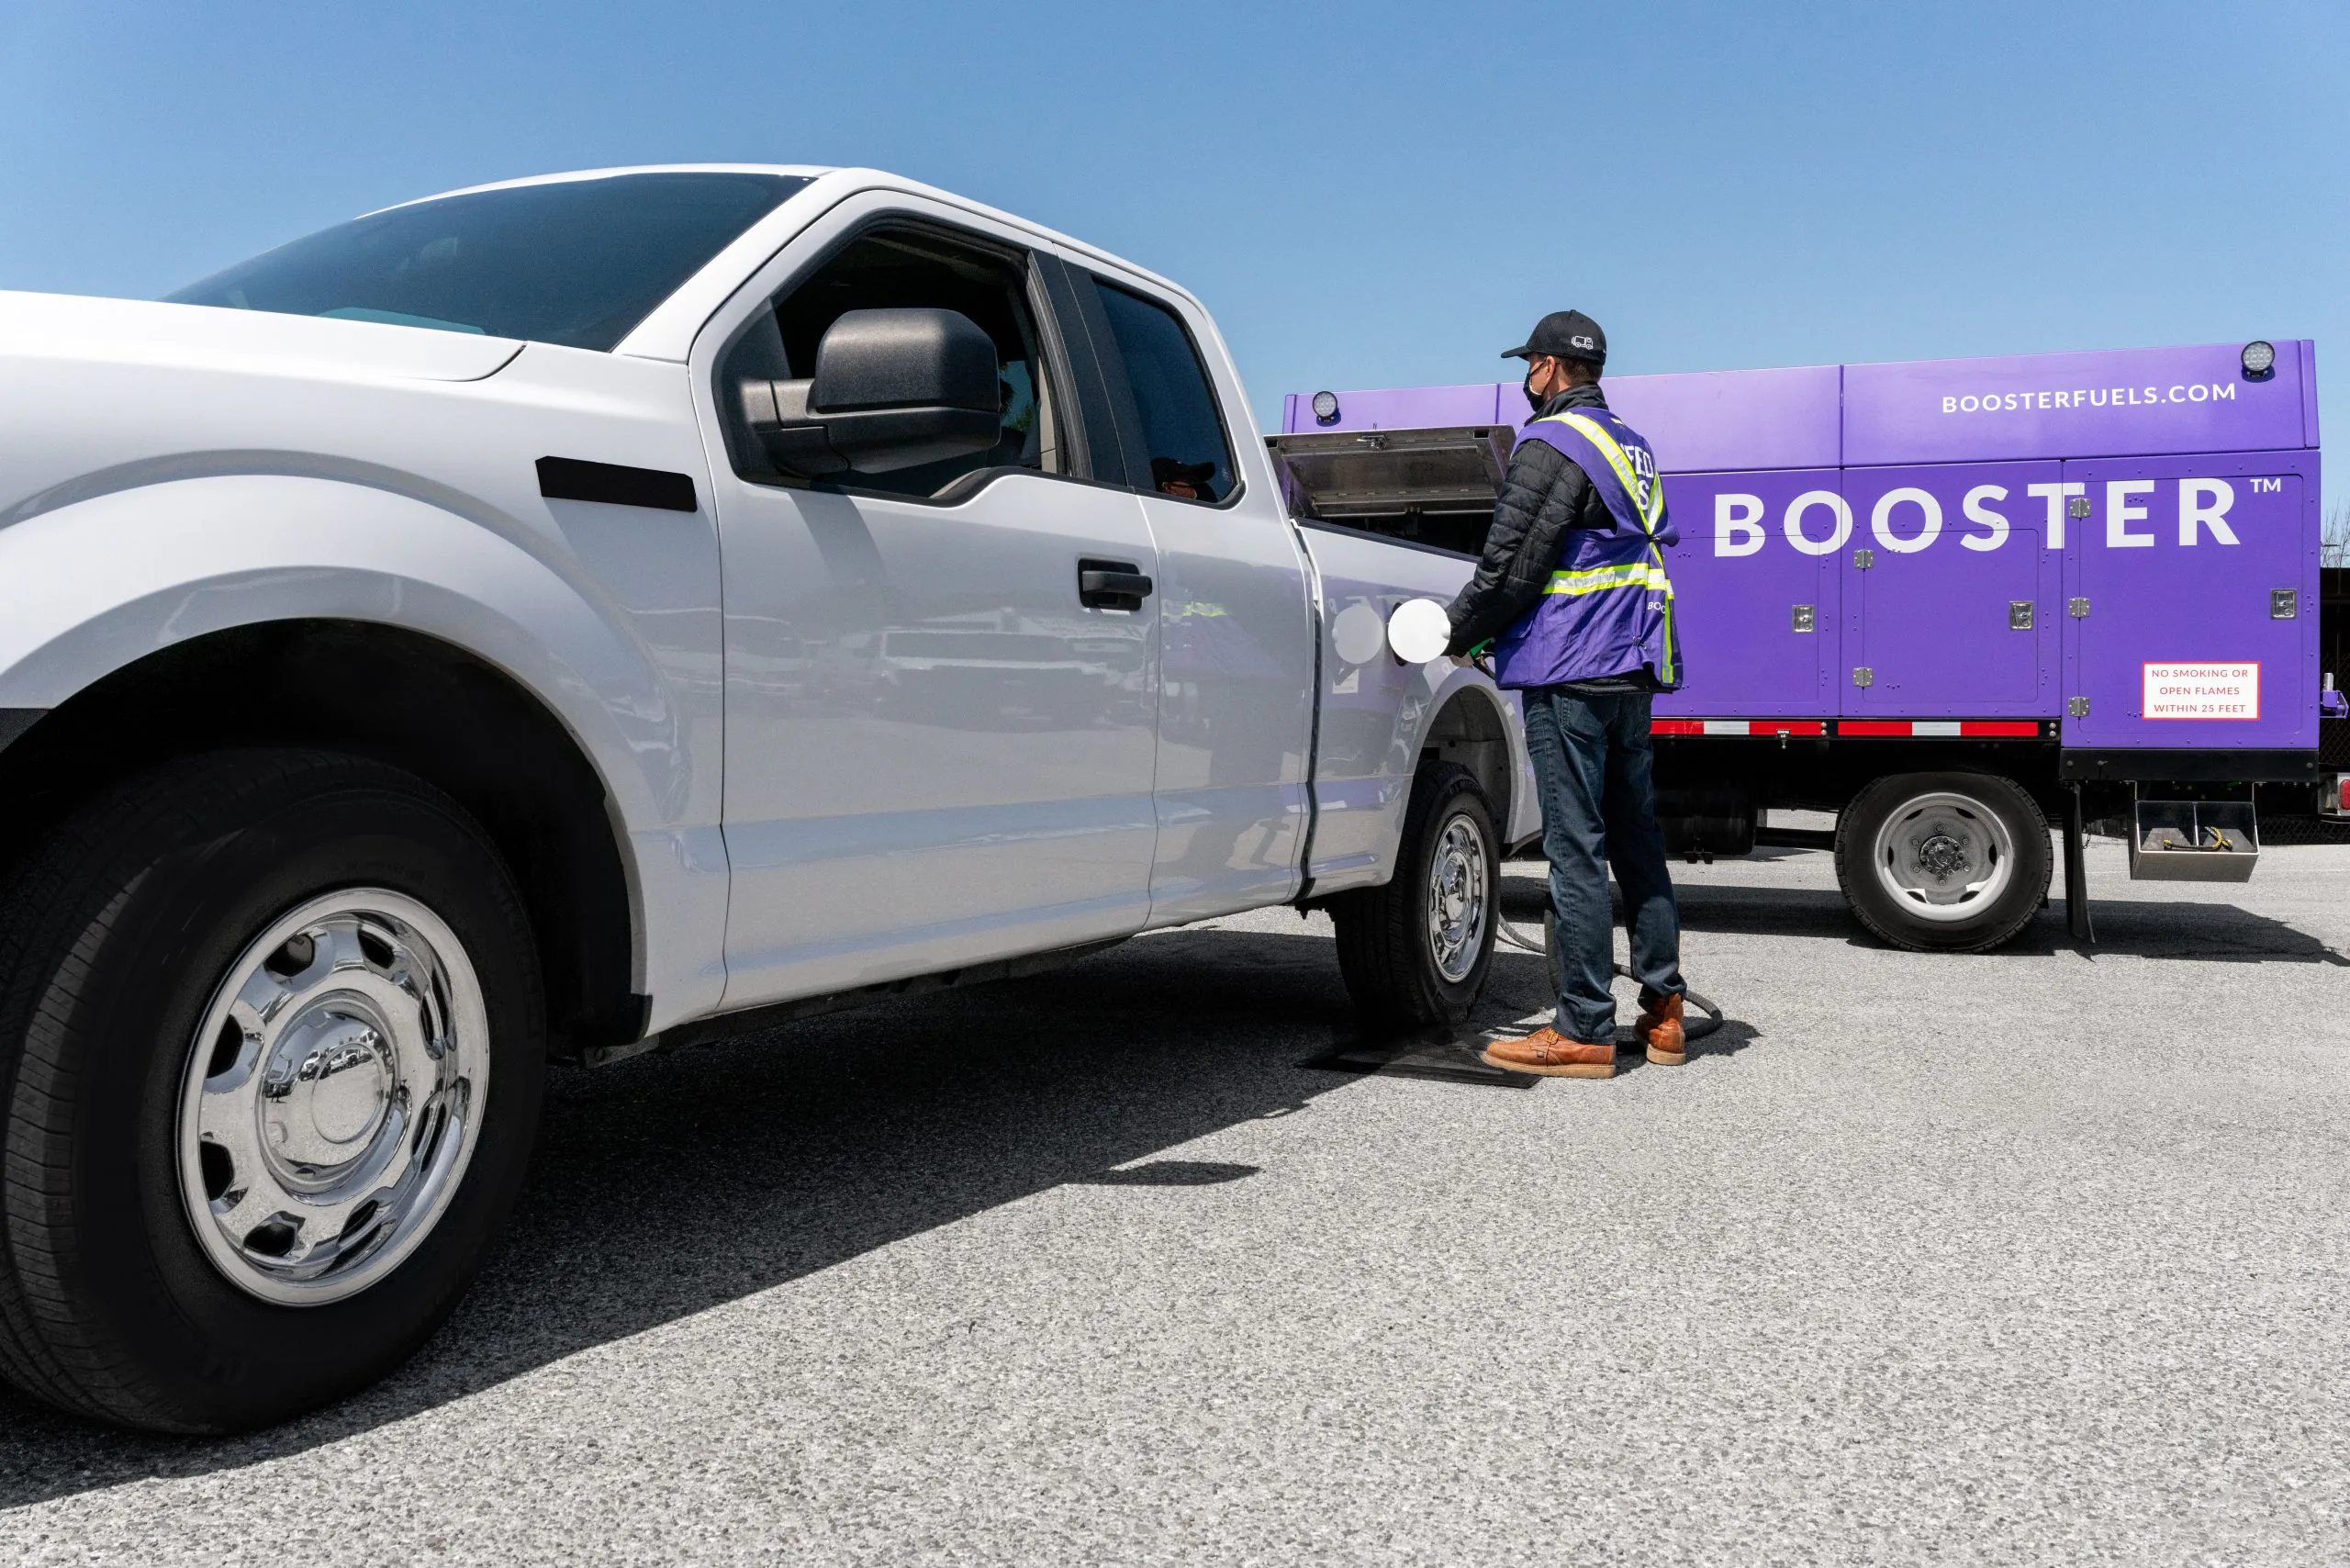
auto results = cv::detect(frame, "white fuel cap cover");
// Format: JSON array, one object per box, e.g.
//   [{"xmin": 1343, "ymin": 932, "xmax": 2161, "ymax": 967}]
[{"xmin": 1386, "ymin": 598, "xmax": 1452, "ymax": 664}]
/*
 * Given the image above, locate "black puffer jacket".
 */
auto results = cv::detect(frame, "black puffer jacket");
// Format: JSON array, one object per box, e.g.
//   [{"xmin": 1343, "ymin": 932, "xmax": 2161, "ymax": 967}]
[{"xmin": 1443, "ymin": 383, "xmax": 1613, "ymax": 655}]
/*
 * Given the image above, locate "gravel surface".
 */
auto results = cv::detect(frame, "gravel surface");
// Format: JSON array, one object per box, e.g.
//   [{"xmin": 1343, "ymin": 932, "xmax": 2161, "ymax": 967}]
[{"xmin": 4, "ymin": 840, "xmax": 2345, "ymax": 1565}]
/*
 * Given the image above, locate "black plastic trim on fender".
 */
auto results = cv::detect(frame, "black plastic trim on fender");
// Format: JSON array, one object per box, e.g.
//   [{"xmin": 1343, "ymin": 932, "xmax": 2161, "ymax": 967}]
[
  {"xmin": 2059, "ymin": 747, "xmax": 2319, "ymax": 782},
  {"xmin": 536, "ymin": 456, "xmax": 699, "ymax": 513},
  {"xmin": 0, "ymin": 710, "xmax": 47, "ymax": 756}
]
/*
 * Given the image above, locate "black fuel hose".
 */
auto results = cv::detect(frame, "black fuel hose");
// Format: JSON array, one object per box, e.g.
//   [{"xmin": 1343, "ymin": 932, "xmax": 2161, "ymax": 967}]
[{"xmin": 1493, "ymin": 915, "xmax": 1724, "ymax": 1042}]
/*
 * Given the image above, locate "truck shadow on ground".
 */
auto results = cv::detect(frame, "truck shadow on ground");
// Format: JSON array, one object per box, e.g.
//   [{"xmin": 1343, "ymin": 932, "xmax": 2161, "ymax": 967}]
[
  {"xmin": 3, "ymin": 923, "xmax": 1736, "ymax": 1506},
  {"xmin": 1629, "ymin": 881, "xmax": 2347, "ymax": 966}
]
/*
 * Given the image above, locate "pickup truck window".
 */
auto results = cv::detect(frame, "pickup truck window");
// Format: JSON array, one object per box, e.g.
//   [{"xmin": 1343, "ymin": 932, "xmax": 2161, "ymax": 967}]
[
  {"xmin": 166, "ymin": 171, "xmax": 809, "ymax": 352},
  {"xmin": 726, "ymin": 222, "xmax": 1064, "ymax": 499},
  {"xmin": 1091, "ymin": 281, "xmax": 1237, "ymax": 505}
]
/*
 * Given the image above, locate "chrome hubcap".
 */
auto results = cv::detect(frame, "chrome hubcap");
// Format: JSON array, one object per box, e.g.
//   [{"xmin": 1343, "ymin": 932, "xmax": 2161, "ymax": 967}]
[
  {"xmin": 1426, "ymin": 812, "xmax": 1491, "ymax": 983},
  {"xmin": 1872, "ymin": 790, "xmax": 2015, "ymax": 923},
  {"xmin": 177, "ymin": 890, "xmax": 489, "ymax": 1305}
]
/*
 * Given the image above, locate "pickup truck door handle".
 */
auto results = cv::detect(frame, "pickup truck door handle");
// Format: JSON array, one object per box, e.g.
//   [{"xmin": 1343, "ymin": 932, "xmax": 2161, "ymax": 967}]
[{"xmin": 1078, "ymin": 559, "xmax": 1153, "ymax": 610}]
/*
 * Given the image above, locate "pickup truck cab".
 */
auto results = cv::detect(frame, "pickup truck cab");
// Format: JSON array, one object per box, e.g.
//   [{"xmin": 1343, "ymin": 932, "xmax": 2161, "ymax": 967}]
[{"xmin": 0, "ymin": 165, "xmax": 1533, "ymax": 1430}]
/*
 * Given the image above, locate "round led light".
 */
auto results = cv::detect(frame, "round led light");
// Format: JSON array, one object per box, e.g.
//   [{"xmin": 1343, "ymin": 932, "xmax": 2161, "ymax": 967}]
[
  {"xmin": 1311, "ymin": 389, "xmax": 1340, "ymax": 425},
  {"xmin": 2242, "ymin": 341, "xmax": 2276, "ymax": 379}
]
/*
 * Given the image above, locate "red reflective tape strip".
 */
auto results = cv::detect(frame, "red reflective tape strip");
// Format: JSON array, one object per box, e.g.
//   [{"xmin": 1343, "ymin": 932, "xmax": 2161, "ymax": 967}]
[
  {"xmin": 1649, "ymin": 719, "xmax": 1828, "ymax": 736},
  {"xmin": 1837, "ymin": 719, "xmax": 2044, "ymax": 737}
]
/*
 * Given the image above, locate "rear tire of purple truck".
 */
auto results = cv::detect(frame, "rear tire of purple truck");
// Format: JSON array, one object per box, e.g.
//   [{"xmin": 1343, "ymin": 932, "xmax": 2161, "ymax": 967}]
[
  {"xmin": 1835, "ymin": 771, "xmax": 2052, "ymax": 953},
  {"xmin": 1329, "ymin": 763, "xmax": 1500, "ymax": 1028}
]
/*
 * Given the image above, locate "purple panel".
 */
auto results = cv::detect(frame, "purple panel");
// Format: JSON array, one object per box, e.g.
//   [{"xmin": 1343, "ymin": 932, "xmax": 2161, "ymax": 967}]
[
  {"xmin": 1846, "ymin": 343, "xmax": 2309, "ymax": 465},
  {"xmin": 1841, "ymin": 464, "xmax": 2058, "ymax": 718},
  {"xmin": 2063, "ymin": 452, "xmax": 2316, "ymax": 750},
  {"xmin": 2300, "ymin": 340, "xmax": 2321, "ymax": 448},
  {"xmin": 1601, "ymin": 365, "xmax": 1843, "ymax": 474},
  {"xmin": 1294, "ymin": 382, "xmax": 1501, "ymax": 434},
  {"xmin": 1651, "ymin": 470, "xmax": 1841, "ymax": 718}
]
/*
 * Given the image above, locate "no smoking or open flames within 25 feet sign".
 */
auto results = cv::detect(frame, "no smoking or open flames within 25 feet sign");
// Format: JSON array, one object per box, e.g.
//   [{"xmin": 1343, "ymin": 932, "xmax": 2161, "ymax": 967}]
[{"xmin": 2143, "ymin": 662, "xmax": 2260, "ymax": 720}]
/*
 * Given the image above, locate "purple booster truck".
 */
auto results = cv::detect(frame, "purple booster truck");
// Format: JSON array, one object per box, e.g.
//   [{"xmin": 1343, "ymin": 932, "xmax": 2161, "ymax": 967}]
[{"xmin": 1275, "ymin": 339, "xmax": 2344, "ymax": 952}]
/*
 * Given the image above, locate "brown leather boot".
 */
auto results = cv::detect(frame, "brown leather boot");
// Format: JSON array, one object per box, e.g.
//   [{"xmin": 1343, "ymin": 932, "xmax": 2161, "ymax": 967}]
[
  {"xmin": 1482, "ymin": 1026, "xmax": 1616, "ymax": 1079},
  {"xmin": 1637, "ymin": 992, "xmax": 1686, "ymax": 1066}
]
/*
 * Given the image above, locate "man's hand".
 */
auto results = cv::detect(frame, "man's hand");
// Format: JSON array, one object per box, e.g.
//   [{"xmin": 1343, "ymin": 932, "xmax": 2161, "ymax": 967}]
[{"xmin": 1450, "ymin": 639, "xmax": 1496, "ymax": 678}]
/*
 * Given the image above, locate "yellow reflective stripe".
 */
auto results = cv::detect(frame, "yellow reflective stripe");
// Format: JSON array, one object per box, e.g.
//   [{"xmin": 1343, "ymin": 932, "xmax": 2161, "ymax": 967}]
[
  {"xmin": 1530, "ymin": 413, "xmax": 1678, "ymax": 681},
  {"xmin": 1537, "ymin": 411, "xmax": 1664, "ymax": 533},
  {"xmin": 1543, "ymin": 563, "xmax": 1673, "ymax": 597}
]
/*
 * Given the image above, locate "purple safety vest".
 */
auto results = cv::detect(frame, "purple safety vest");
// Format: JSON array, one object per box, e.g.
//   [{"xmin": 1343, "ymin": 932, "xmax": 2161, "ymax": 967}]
[{"xmin": 1491, "ymin": 407, "xmax": 1684, "ymax": 692}]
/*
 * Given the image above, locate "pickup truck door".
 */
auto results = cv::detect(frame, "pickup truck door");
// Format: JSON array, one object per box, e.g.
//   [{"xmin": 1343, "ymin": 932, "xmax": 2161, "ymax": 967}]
[
  {"xmin": 691, "ymin": 198, "xmax": 1161, "ymax": 1009},
  {"xmin": 1052, "ymin": 265, "xmax": 1317, "ymax": 923}
]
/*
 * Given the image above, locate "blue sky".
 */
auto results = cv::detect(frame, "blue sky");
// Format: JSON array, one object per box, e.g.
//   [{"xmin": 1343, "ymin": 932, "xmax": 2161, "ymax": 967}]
[{"xmin": 3, "ymin": 1, "xmax": 2343, "ymax": 505}]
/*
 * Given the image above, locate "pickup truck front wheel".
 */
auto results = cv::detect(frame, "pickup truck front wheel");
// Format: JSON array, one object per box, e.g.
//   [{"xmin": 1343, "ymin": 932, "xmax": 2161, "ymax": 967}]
[
  {"xmin": 0, "ymin": 750, "xmax": 543, "ymax": 1432},
  {"xmin": 1330, "ymin": 763, "xmax": 1500, "ymax": 1028}
]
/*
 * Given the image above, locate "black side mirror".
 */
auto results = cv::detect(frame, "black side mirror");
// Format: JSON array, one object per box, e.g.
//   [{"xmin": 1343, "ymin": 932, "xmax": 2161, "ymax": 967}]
[{"xmin": 739, "ymin": 308, "xmax": 1002, "ymax": 476}]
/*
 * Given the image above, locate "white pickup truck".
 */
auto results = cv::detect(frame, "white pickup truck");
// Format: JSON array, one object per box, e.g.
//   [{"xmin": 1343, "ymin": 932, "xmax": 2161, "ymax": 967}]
[{"xmin": 0, "ymin": 165, "xmax": 1536, "ymax": 1430}]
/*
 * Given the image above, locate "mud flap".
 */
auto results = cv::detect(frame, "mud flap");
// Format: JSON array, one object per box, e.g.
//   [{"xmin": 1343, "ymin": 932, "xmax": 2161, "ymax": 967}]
[{"xmin": 2065, "ymin": 783, "xmax": 2096, "ymax": 943}]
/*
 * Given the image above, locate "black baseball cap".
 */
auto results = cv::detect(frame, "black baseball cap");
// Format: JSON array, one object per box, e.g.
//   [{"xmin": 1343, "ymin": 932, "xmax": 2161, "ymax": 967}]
[{"xmin": 1501, "ymin": 310, "xmax": 1606, "ymax": 365}]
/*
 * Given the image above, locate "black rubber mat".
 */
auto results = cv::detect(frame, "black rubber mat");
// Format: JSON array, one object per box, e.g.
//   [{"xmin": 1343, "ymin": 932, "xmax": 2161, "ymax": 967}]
[{"xmin": 1302, "ymin": 1026, "xmax": 1539, "ymax": 1088}]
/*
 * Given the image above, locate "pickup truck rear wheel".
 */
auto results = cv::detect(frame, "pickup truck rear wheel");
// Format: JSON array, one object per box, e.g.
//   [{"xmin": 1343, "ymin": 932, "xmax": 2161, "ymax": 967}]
[
  {"xmin": 1330, "ymin": 762, "xmax": 1500, "ymax": 1028},
  {"xmin": 0, "ymin": 749, "xmax": 543, "ymax": 1432},
  {"xmin": 1835, "ymin": 770, "xmax": 2051, "ymax": 953}
]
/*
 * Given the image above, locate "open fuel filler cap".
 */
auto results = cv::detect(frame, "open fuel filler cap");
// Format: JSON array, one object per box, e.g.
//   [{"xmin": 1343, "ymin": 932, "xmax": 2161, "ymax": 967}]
[{"xmin": 1386, "ymin": 599, "xmax": 1451, "ymax": 664}]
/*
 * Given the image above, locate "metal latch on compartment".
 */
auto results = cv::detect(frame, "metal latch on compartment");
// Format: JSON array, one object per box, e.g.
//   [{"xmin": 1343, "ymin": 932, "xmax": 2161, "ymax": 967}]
[
  {"xmin": 1791, "ymin": 604, "xmax": 1815, "ymax": 633},
  {"xmin": 2009, "ymin": 600, "xmax": 2033, "ymax": 630},
  {"xmin": 2272, "ymin": 589, "xmax": 2298, "ymax": 619}
]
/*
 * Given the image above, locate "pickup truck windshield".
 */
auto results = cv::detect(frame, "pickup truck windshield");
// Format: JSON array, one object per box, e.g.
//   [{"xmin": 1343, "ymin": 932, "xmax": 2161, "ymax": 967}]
[{"xmin": 165, "ymin": 172, "xmax": 811, "ymax": 351}]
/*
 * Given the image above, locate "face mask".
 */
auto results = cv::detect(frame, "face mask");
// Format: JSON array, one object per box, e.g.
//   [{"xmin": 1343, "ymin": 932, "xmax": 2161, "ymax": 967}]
[{"xmin": 1522, "ymin": 370, "xmax": 1544, "ymax": 411}]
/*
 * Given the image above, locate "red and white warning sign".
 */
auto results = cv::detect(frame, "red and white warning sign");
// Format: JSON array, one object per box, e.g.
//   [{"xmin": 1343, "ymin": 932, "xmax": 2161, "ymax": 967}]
[{"xmin": 2143, "ymin": 662, "xmax": 2260, "ymax": 720}]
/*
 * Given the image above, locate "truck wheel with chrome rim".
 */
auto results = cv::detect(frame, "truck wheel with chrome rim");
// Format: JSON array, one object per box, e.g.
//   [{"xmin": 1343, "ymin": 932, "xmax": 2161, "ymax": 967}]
[
  {"xmin": 1331, "ymin": 762, "xmax": 1499, "ymax": 1027},
  {"xmin": 1835, "ymin": 770, "xmax": 2051, "ymax": 953},
  {"xmin": 0, "ymin": 750, "xmax": 543, "ymax": 1432}
]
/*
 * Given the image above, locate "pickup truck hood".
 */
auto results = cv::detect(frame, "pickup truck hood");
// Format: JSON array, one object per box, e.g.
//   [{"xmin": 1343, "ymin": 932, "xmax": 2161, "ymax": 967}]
[{"xmin": 0, "ymin": 290, "xmax": 524, "ymax": 384}]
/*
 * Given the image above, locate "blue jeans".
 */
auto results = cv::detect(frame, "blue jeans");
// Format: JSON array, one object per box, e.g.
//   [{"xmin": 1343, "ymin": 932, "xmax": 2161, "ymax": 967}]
[{"xmin": 1519, "ymin": 687, "xmax": 1684, "ymax": 1043}]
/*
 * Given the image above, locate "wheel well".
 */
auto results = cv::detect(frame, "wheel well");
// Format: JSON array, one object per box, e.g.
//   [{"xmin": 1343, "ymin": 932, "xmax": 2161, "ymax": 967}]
[
  {"xmin": 1421, "ymin": 689, "xmax": 1515, "ymax": 835},
  {"xmin": 0, "ymin": 622, "xmax": 642, "ymax": 1058}
]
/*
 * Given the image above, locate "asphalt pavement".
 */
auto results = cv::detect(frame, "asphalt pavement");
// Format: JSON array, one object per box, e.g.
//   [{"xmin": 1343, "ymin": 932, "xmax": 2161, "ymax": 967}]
[{"xmin": 3, "ymin": 838, "xmax": 2346, "ymax": 1565}]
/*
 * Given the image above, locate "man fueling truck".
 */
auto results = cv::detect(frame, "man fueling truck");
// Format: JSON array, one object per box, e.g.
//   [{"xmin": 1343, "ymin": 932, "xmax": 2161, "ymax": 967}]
[
  {"xmin": 0, "ymin": 162, "xmax": 2331, "ymax": 1431},
  {"xmin": 1276, "ymin": 332, "xmax": 2337, "ymax": 964}
]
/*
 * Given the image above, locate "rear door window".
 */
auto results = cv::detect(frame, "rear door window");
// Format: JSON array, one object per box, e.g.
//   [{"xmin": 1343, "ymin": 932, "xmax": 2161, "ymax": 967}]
[{"xmin": 1088, "ymin": 279, "xmax": 1237, "ymax": 505}]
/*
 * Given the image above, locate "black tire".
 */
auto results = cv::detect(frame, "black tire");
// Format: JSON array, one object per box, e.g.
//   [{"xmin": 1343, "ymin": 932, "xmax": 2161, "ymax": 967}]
[
  {"xmin": 1835, "ymin": 769, "xmax": 2052, "ymax": 953},
  {"xmin": 1330, "ymin": 763, "xmax": 1501, "ymax": 1028},
  {"xmin": 0, "ymin": 749, "xmax": 544, "ymax": 1432}
]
